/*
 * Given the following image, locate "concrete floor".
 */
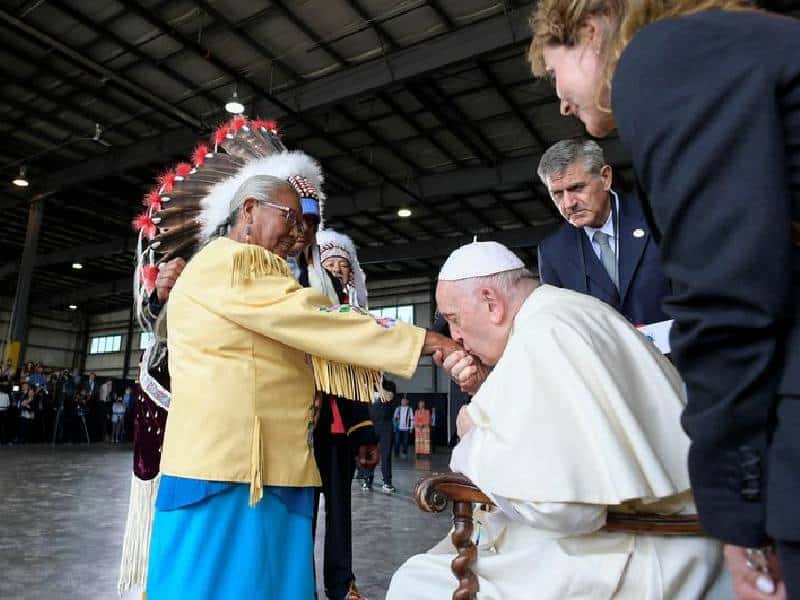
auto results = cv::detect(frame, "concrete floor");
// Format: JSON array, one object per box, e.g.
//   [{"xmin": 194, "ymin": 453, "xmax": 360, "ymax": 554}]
[{"xmin": 0, "ymin": 444, "xmax": 452, "ymax": 600}]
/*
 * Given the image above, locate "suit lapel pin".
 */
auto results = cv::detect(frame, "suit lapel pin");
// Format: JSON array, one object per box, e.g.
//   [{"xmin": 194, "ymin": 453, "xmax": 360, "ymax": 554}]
[{"xmin": 633, "ymin": 228, "xmax": 645, "ymax": 238}]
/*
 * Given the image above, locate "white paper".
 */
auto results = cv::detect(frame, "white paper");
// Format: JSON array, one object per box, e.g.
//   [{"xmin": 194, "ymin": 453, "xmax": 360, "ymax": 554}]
[{"xmin": 636, "ymin": 319, "xmax": 673, "ymax": 354}]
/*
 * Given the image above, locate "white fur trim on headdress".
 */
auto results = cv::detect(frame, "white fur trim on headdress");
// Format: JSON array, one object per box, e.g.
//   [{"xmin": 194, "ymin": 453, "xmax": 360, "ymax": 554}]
[
  {"xmin": 317, "ymin": 229, "xmax": 368, "ymax": 308},
  {"xmin": 199, "ymin": 151, "xmax": 325, "ymax": 240}
]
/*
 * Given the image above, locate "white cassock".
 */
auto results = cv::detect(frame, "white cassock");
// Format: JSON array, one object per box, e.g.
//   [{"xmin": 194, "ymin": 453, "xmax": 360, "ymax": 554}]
[{"xmin": 388, "ymin": 285, "xmax": 731, "ymax": 600}]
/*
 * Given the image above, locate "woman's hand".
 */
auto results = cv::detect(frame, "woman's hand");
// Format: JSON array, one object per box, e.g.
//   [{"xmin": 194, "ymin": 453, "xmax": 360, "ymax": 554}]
[
  {"xmin": 156, "ymin": 257, "xmax": 186, "ymax": 303},
  {"xmin": 725, "ymin": 545, "xmax": 786, "ymax": 600},
  {"xmin": 422, "ymin": 331, "xmax": 461, "ymax": 358}
]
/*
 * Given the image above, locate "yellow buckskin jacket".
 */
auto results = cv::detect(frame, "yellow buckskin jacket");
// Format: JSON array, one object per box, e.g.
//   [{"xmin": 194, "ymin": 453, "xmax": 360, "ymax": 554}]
[{"xmin": 160, "ymin": 237, "xmax": 425, "ymax": 504}]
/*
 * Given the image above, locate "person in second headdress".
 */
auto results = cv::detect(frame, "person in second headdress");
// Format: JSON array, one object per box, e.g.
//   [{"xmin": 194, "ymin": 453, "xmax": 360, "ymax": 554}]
[
  {"xmin": 288, "ymin": 196, "xmax": 379, "ymax": 599},
  {"xmin": 317, "ymin": 230, "xmax": 368, "ymax": 308}
]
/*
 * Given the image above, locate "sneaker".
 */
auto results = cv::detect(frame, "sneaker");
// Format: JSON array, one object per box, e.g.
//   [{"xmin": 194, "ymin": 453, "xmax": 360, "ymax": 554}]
[
  {"xmin": 381, "ymin": 483, "xmax": 396, "ymax": 493},
  {"xmin": 360, "ymin": 481, "xmax": 371, "ymax": 492}
]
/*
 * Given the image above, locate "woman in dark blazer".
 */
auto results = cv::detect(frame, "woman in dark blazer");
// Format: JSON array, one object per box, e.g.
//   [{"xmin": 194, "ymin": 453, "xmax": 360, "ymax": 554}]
[{"xmin": 529, "ymin": 2, "xmax": 800, "ymax": 597}]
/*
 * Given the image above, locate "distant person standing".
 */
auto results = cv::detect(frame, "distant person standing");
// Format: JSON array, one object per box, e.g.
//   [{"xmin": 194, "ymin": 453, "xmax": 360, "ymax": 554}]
[
  {"xmin": 366, "ymin": 379, "xmax": 397, "ymax": 493},
  {"xmin": 111, "ymin": 396, "xmax": 126, "ymax": 444},
  {"xmin": 414, "ymin": 400, "xmax": 431, "ymax": 458},
  {"xmin": 393, "ymin": 396, "xmax": 413, "ymax": 459}
]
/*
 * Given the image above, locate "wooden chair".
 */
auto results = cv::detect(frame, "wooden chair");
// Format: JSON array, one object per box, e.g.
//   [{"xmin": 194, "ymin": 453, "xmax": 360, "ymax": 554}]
[{"xmin": 415, "ymin": 473, "xmax": 705, "ymax": 600}]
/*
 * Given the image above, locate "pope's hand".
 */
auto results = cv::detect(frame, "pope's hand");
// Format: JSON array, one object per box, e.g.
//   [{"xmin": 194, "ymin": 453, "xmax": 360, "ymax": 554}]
[
  {"xmin": 156, "ymin": 257, "xmax": 186, "ymax": 303},
  {"xmin": 436, "ymin": 350, "xmax": 488, "ymax": 395},
  {"xmin": 456, "ymin": 405, "xmax": 474, "ymax": 438},
  {"xmin": 357, "ymin": 443, "xmax": 380, "ymax": 471},
  {"xmin": 724, "ymin": 545, "xmax": 786, "ymax": 600}
]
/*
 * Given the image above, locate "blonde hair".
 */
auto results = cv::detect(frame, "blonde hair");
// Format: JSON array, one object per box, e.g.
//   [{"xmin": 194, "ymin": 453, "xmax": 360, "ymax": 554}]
[{"xmin": 528, "ymin": 0, "xmax": 753, "ymax": 111}]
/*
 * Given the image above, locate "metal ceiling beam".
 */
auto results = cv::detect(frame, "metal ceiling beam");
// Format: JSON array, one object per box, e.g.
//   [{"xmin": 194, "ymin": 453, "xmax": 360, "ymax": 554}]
[
  {"xmin": 407, "ymin": 84, "xmax": 494, "ymax": 165},
  {"xmin": 0, "ymin": 83, "xmax": 114, "ymax": 158},
  {"xmin": 375, "ymin": 90, "xmax": 463, "ymax": 166},
  {"xmin": 488, "ymin": 190, "xmax": 535, "ymax": 227},
  {"xmin": 253, "ymin": 7, "xmax": 533, "ymax": 115},
  {"xmin": 334, "ymin": 105, "xmax": 465, "ymax": 236},
  {"xmin": 268, "ymin": 0, "xmax": 348, "ymax": 65},
  {"xmin": 0, "ymin": 127, "xmax": 200, "ymax": 211},
  {"xmin": 27, "ymin": 225, "xmax": 556, "ymax": 309},
  {"xmin": 427, "ymin": 78, "xmax": 504, "ymax": 162},
  {"xmin": 32, "ymin": 276, "xmax": 131, "ymax": 311},
  {"xmin": 0, "ymin": 7, "xmax": 534, "ymax": 210},
  {"xmin": 477, "ymin": 60, "xmax": 547, "ymax": 151},
  {"xmin": 345, "ymin": 0, "xmax": 398, "ymax": 50},
  {"xmin": 44, "ymin": 0, "xmax": 220, "ymax": 116},
  {"xmin": 5, "ymin": 152, "xmax": 545, "ymax": 230},
  {"xmin": 0, "ymin": 30, "xmax": 167, "ymax": 137},
  {"xmin": 0, "ymin": 9, "xmax": 202, "ymax": 130},
  {"xmin": 289, "ymin": 80, "xmax": 555, "ymax": 146},
  {"xmin": 324, "ymin": 154, "xmax": 540, "ymax": 218},
  {"xmin": 426, "ymin": 1, "xmax": 456, "ymax": 29},
  {"xmin": 193, "ymin": 0, "xmax": 305, "ymax": 82},
  {"xmin": 358, "ymin": 224, "xmax": 558, "ymax": 264},
  {"xmin": 115, "ymin": 0, "xmax": 409, "ymax": 199},
  {"xmin": 0, "ymin": 238, "xmax": 135, "ymax": 279},
  {"xmin": 6, "ymin": 0, "xmax": 207, "ymax": 143}
]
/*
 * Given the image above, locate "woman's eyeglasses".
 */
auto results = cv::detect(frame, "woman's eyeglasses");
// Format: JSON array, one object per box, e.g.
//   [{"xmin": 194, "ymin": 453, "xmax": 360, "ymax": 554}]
[{"xmin": 260, "ymin": 201, "xmax": 303, "ymax": 232}]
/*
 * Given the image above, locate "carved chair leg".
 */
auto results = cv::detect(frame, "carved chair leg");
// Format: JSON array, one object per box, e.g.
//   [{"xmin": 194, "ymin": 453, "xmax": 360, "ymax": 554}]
[{"xmin": 450, "ymin": 500, "xmax": 479, "ymax": 600}]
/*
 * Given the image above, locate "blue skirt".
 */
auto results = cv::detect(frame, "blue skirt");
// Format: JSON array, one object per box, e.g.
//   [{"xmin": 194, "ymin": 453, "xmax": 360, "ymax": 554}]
[{"xmin": 146, "ymin": 484, "xmax": 315, "ymax": 599}]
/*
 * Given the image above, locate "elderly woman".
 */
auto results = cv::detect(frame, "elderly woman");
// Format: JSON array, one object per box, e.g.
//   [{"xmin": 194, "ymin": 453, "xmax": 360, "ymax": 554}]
[
  {"xmin": 528, "ymin": 2, "xmax": 800, "ymax": 596},
  {"xmin": 138, "ymin": 120, "xmax": 458, "ymax": 599}
]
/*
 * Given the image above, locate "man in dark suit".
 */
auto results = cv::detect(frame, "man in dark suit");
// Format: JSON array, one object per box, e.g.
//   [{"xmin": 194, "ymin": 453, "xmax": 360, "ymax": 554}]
[{"xmin": 537, "ymin": 139, "xmax": 669, "ymax": 326}]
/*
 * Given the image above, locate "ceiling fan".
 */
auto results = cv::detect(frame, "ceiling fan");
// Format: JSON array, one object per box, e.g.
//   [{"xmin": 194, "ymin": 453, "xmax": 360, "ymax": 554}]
[{"xmin": 92, "ymin": 123, "xmax": 112, "ymax": 148}]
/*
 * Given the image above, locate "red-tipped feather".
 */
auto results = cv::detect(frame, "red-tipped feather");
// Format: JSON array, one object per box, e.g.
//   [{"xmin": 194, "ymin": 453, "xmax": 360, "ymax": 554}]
[
  {"xmin": 229, "ymin": 115, "xmax": 247, "ymax": 133},
  {"xmin": 174, "ymin": 162, "xmax": 192, "ymax": 178},
  {"xmin": 192, "ymin": 143, "xmax": 209, "ymax": 166},
  {"xmin": 213, "ymin": 123, "xmax": 229, "ymax": 145},
  {"xmin": 158, "ymin": 170, "xmax": 177, "ymax": 193},
  {"xmin": 144, "ymin": 189, "xmax": 161, "ymax": 212},
  {"xmin": 252, "ymin": 118, "xmax": 278, "ymax": 133},
  {"xmin": 133, "ymin": 213, "xmax": 158, "ymax": 240},
  {"xmin": 141, "ymin": 264, "xmax": 159, "ymax": 293}
]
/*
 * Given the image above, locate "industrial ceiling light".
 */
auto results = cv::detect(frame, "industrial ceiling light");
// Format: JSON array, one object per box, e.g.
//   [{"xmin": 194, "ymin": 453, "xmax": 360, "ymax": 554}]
[
  {"xmin": 12, "ymin": 166, "xmax": 29, "ymax": 187},
  {"xmin": 72, "ymin": 262, "xmax": 83, "ymax": 270},
  {"xmin": 397, "ymin": 208, "xmax": 412, "ymax": 218},
  {"xmin": 225, "ymin": 87, "xmax": 245, "ymax": 115},
  {"xmin": 68, "ymin": 304, "xmax": 78, "ymax": 311}
]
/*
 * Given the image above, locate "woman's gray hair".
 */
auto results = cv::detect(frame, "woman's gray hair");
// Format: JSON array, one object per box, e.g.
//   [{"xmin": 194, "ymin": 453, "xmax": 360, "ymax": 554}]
[
  {"xmin": 224, "ymin": 175, "xmax": 293, "ymax": 233},
  {"xmin": 537, "ymin": 139, "xmax": 606, "ymax": 185}
]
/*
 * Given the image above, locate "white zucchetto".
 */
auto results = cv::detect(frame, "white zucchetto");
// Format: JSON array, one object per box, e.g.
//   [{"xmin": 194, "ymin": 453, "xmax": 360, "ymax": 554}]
[{"xmin": 438, "ymin": 241, "xmax": 525, "ymax": 281}]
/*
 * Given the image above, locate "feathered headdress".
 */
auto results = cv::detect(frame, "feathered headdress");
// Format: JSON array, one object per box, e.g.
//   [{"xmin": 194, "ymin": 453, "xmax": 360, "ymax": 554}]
[
  {"xmin": 317, "ymin": 229, "xmax": 368, "ymax": 308},
  {"xmin": 132, "ymin": 116, "xmax": 325, "ymax": 332}
]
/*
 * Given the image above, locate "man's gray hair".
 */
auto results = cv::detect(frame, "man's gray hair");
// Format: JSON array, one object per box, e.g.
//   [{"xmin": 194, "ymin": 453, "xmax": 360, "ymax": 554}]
[
  {"xmin": 460, "ymin": 267, "xmax": 537, "ymax": 296},
  {"xmin": 227, "ymin": 175, "xmax": 293, "ymax": 230},
  {"xmin": 537, "ymin": 138, "xmax": 606, "ymax": 185}
]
